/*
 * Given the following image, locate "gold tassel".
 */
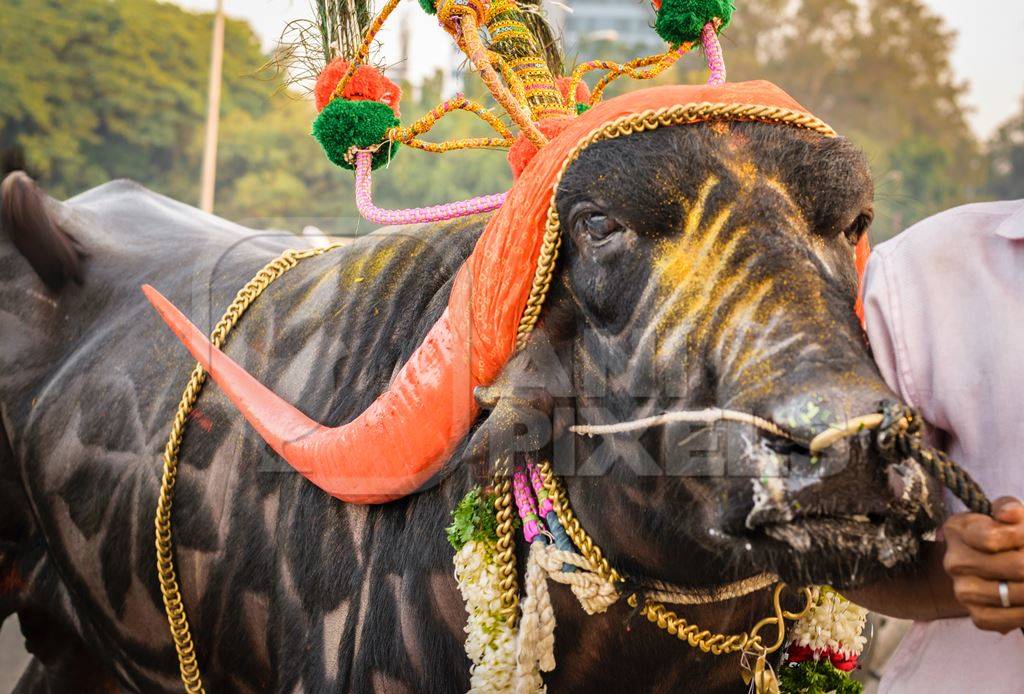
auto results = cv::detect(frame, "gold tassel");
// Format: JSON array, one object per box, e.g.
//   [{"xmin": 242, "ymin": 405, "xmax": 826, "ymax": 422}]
[{"xmin": 741, "ymin": 650, "xmax": 780, "ymax": 694}]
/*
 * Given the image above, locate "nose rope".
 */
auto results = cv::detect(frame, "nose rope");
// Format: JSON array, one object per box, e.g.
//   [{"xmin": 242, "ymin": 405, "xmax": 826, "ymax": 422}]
[
  {"xmin": 570, "ymin": 408, "xmax": 792, "ymax": 440},
  {"xmin": 572, "ymin": 405, "xmax": 993, "ymax": 517},
  {"xmin": 807, "ymin": 414, "xmax": 885, "ymax": 454},
  {"xmin": 877, "ymin": 405, "xmax": 993, "ymax": 516},
  {"xmin": 809, "ymin": 405, "xmax": 993, "ymax": 516},
  {"xmin": 817, "ymin": 407, "xmax": 1022, "ymax": 645}
]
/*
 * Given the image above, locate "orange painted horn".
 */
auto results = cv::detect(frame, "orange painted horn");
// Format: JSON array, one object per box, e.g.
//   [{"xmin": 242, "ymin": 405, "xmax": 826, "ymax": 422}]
[
  {"xmin": 143, "ymin": 285, "xmax": 475, "ymax": 503},
  {"xmin": 140, "ymin": 108, "xmax": 559, "ymax": 503}
]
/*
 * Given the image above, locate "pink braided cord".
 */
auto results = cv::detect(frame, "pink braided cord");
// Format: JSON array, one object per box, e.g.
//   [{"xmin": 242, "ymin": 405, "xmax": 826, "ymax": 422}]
[
  {"xmin": 513, "ymin": 468, "xmax": 543, "ymax": 543},
  {"xmin": 354, "ymin": 150, "xmax": 507, "ymax": 225},
  {"xmin": 527, "ymin": 462, "xmax": 554, "ymax": 516},
  {"xmin": 701, "ymin": 22, "xmax": 727, "ymax": 86}
]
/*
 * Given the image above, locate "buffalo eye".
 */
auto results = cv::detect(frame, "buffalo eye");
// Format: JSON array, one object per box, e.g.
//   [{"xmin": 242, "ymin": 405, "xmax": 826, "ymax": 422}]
[
  {"xmin": 844, "ymin": 209, "xmax": 873, "ymax": 246},
  {"xmin": 575, "ymin": 210, "xmax": 624, "ymax": 244}
]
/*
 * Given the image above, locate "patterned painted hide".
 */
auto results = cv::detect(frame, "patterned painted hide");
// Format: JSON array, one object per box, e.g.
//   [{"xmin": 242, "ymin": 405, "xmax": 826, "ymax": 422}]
[{"xmin": 0, "ymin": 122, "xmax": 940, "ymax": 693}]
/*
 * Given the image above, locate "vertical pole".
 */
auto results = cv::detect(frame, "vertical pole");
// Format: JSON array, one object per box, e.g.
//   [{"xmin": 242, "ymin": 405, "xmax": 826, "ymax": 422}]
[{"xmin": 199, "ymin": 0, "xmax": 225, "ymax": 213}]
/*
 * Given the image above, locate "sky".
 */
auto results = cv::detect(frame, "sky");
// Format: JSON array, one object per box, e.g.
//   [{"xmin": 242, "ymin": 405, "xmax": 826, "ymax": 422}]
[{"xmin": 170, "ymin": 0, "xmax": 1024, "ymax": 138}]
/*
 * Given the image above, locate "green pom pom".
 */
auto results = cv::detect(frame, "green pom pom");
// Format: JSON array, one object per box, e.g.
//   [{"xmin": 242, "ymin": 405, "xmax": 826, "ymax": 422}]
[
  {"xmin": 777, "ymin": 660, "xmax": 863, "ymax": 694},
  {"xmin": 311, "ymin": 98, "xmax": 399, "ymax": 171},
  {"xmin": 417, "ymin": 0, "xmax": 436, "ymax": 15},
  {"xmin": 654, "ymin": 0, "xmax": 735, "ymax": 46}
]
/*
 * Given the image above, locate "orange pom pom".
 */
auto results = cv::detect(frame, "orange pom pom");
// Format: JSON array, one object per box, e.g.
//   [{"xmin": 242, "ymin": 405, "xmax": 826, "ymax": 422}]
[
  {"xmin": 555, "ymin": 77, "xmax": 591, "ymax": 107},
  {"xmin": 507, "ymin": 118, "xmax": 574, "ymax": 179},
  {"xmin": 314, "ymin": 58, "xmax": 403, "ymax": 117},
  {"xmin": 315, "ymin": 59, "xmax": 349, "ymax": 111}
]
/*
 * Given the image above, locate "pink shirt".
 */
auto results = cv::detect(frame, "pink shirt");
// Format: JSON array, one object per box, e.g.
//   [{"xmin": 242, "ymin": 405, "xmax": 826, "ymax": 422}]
[{"xmin": 863, "ymin": 199, "xmax": 1024, "ymax": 693}]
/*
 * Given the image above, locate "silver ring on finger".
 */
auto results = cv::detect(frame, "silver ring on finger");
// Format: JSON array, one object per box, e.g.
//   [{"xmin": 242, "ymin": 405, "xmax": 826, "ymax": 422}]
[{"xmin": 999, "ymin": 581, "xmax": 1012, "ymax": 608}]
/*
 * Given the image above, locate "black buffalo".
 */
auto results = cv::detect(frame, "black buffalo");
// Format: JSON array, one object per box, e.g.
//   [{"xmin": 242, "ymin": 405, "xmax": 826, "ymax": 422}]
[{"xmin": 0, "ymin": 121, "xmax": 939, "ymax": 692}]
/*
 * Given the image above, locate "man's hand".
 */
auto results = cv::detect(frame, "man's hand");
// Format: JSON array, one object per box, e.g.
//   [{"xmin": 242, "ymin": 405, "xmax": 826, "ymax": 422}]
[{"xmin": 943, "ymin": 497, "xmax": 1024, "ymax": 634}]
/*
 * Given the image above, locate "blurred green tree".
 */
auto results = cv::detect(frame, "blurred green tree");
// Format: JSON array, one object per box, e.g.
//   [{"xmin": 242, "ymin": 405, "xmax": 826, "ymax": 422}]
[
  {"xmin": 732, "ymin": 0, "xmax": 983, "ymax": 238},
  {"xmin": 0, "ymin": 0, "xmax": 515, "ymax": 234},
  {"xmin": 985, "ymin": 95, "xmax": 1024, "ymax": 199},
  {"xmin": 0, "ymin": 0, "xmax": 272, "ymax": 201}
]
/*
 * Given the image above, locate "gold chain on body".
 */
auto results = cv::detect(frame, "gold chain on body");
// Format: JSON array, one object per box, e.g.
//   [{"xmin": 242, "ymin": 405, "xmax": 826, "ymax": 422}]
[
  {"xmin": 492, "ymin": 467, "xmax": 520, "ymax": 625},
  {"xmin": 628, "ymin": 582, "xmax": 813, "ymax": 657},
  {"xmin": 155, "ymin": 245, "xmax": 342, "ymax": 693}
]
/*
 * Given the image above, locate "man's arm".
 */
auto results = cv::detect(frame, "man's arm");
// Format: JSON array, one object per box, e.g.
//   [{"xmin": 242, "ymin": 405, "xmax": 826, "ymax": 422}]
[
  {"xmin": 849, "ymin": 499, "xmax": 1024, "ymax": 631},
  {"xmin": 942, "ymin": 498, "xmax": 1024, "ymax": 633},
  {"xmin": 846, "ymin": 540, "xmax": 966, "ymax": 621},
  {"xmin": 861, "ymin": 256, "xmax": 1024, "ymax": 631}
]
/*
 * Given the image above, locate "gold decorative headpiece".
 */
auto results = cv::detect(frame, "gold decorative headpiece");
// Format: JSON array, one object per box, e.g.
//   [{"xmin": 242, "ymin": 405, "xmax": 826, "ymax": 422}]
[{"xmin": 310, "ymin": 0, "xmax": 737, "ymax": 182}]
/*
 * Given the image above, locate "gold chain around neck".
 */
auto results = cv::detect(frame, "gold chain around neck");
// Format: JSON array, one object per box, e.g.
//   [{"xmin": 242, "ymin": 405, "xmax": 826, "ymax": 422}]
[{"xmin": 522, "ymin": 460, "xmax": 814, "ymax": 660}]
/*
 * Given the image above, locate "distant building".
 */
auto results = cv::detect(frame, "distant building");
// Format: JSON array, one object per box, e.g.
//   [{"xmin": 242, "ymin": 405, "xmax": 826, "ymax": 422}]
[
  {"xmin": 545, "ymin": 0, "xmax": 661, "ymax": 55},
  {"xmin": 385, "ymin": 4, "xmax": 464, "ymax": 98}
]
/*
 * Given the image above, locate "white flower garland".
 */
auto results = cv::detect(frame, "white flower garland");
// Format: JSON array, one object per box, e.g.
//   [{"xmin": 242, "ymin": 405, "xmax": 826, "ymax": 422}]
[
  {"xmin": 788, "ymin": 587, "xmax": 868, "ymax": 660},
  {"xmin": 454, "ymin": 540, "xmax": 518, "ymax": 692},
  {"xmin": 450, "ymin": 488, "xmax": 869, "ymax": 694}
]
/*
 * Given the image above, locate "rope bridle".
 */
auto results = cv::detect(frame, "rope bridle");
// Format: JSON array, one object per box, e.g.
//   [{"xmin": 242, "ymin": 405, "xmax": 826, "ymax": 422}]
[{"xmin": 570, "ymin": 406, "xmax": 993, "ymax": 518}]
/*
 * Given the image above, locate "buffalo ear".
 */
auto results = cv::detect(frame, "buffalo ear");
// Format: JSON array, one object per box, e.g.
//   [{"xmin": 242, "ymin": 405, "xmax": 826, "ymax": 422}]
[
  {"xmin": 462, "ymin": 328, "xmax": 571, "ymax": 473},
  {"xmin": 464, "ymin": 385, "xmax": 554, "ymax": 472},
  {"xmin": 1, "ymin": 170, "xmax": 86, "ymax": 291}
]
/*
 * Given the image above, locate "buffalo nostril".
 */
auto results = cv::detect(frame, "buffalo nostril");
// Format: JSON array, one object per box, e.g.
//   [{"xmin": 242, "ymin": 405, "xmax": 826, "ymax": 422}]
[
  {"xmin": 886, "ymin": 460, "xmax": 935, "ymax": 520},
  {"xmin": 887, "ymin": 464, "xmax": 908, "ymax": 499},
  {"xmin": 763, "ymin": 435, "xmax": 811, "ymax": 457},
  {"xmin": 745, "ymin": 476, "xmax": 794, "ymax": 530}
]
